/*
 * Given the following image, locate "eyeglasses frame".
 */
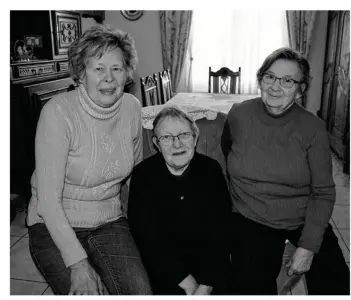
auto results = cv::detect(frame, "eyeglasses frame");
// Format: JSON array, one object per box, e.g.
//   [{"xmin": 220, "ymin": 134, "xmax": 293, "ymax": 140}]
[
  {"xmin": 156, "ymin": 132, "xmax": 195, "ymax": 146},
  {"xmin": 261, "ymin": 72, "xmax": 303, "ymax": 89}
]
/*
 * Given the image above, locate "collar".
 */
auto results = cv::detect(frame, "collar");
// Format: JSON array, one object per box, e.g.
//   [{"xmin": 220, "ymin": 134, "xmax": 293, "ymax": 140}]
[{"xmin": 78, "ymin": 84, "xmax": 123, "ymax": 119}]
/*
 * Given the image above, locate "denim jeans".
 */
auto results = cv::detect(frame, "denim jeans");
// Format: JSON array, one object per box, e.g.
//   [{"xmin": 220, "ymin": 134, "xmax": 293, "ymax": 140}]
[{"xmin": 28, "ymin": 218, "xmax": 152, "ymax": 295}]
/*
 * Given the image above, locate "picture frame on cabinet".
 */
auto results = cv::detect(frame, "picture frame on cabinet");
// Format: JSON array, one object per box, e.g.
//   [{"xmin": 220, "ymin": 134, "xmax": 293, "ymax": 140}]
[{"xmin": 51, "ymin": 11, "xmax": 81, "ymax": 56}]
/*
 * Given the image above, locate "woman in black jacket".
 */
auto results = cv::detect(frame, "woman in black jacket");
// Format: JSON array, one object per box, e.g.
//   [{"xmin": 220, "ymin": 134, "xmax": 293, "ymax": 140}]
[{"xmin": 128, "ymin": 107, "xmax": 233, "ymax": 295}]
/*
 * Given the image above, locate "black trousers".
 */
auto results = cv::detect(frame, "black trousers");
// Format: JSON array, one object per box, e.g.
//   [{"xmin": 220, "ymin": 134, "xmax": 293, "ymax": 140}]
[{"xmin": 230, "ymin": 213, "xmax": 350, "ymax": 295}]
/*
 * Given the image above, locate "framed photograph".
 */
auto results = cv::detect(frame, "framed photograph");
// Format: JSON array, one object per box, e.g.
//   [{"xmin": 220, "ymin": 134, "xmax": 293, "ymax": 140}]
[
  {"xmin": 121, "ymin": 11, "xmax": 144, "ymax": 21},
  {"xmin": 24, "ymin": 35, "xmax": 42, "ymax": 48},
  {"xmin": 51, "ymin": 11, "xmax": 81, "ymax": 56}
]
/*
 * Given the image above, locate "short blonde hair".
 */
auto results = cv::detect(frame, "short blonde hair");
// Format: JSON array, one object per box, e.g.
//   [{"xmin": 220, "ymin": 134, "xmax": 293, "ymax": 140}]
[{"xmin": 68, "ymin": 25, "xmax": 138, "ymax": 83}]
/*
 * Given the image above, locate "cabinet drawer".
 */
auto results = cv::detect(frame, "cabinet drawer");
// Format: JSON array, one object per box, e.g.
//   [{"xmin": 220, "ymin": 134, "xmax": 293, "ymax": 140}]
[
  {"xmin": 17, "ymin": 63, "xmax": 55, "ymax": 78},
  {"xmin": 57, "ymin": 61, "xmax": 69, "ymax": 72}
]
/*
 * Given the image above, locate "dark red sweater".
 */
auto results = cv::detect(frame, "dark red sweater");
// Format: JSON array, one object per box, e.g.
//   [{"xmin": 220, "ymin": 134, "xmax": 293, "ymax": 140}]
[{"xmin": 221, "ymin": 98, "xmax": 336, "ymax": 253}]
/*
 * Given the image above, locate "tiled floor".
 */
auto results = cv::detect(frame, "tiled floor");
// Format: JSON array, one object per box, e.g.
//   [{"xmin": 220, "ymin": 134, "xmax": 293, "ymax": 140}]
[{"xmin": 10, "ymin": 155, "xmax": 350, "ymax": 295}]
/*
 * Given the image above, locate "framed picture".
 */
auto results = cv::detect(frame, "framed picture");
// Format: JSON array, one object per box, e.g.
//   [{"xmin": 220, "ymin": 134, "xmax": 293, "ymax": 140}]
[
  {"xmin": 121, "ymin": 11, "xmax": 144, "ymax": 21},
  {"xmin": 24, "ymin": 35, "xmax": 42, "ymax": 48},
  {"xmin": 51, "ymin": 11, "xmax": 81, "ymax": 56}
]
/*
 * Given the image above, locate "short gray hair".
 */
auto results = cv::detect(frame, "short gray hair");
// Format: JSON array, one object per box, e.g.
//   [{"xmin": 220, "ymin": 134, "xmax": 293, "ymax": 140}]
[
  {"xmin": 152, "ymin": 106, "xmax": 200, "ymax": 138},
  {"xmin": 257, "ymin": 47, "xmax": 311, "ymax": 95},
  {"xmin": 68, "ymin": 24, "xmax": 138, "ymax": 83}
]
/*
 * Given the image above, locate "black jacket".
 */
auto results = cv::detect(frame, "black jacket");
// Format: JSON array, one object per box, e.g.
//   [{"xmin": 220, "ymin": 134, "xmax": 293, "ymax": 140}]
[{"xmin": 128, "ymin": 152, "xmax": 232, "ymax": 294}]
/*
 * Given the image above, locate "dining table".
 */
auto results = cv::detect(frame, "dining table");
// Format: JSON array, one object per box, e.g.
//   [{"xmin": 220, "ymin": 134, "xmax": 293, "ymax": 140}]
[
  {"xmin": 167, "ymin": 92, "xmax": 260, "ymax": 114},
  {"xmin": 141, "ymin": 92, "xmax": 260, "ymax": 129}
]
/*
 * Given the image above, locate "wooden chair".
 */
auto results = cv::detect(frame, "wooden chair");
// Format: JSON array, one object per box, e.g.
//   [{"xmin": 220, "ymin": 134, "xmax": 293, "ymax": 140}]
[
  {"xmin": 140, "ymin": 74, "xmax": 160, "ymax": 107},
  {"xmin": 208, "ymin": 66, "xmax": 241, "ymax": 94},
  {"xmin": 159, "ymin": 69, "xmax": 173, "ymax": 104}
]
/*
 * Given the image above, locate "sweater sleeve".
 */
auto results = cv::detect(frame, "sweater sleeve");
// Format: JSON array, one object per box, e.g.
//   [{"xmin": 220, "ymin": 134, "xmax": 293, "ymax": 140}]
[
  {"xmin": 221, "ymin": 104, "xmax": 239, "ymax": 159},
  {"xmin": 132, "ymin": 98, "xmax": 143, "ymax": 167},
  {"xmin": 221, "ymin": 117, "xmax": 231, "ymax": 159},
  {"xmin": 35, "ymin": 101, "xmax": 88, "ymax": 267},
  {"xmin": 128, "ymin": 165, "xmax": 190, "ymax": 287},
  {"xmin": 194, "ymin": 160, "xmax": 232, "ymax": 287},
  {"xmin": 298, "ymin": 126, "xmax": 336, "ymax": 253}
]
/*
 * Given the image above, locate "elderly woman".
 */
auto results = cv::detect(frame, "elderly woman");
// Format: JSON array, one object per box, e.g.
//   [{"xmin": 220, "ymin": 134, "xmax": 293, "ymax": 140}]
[
  {"xmin": 222, "ymin": 47, "xmax": 350, "ymax": 295},
  {"xmin": 128, "ymin": 107, "xmax": 233, "ymax": 295},
  {"xmin": 26, "ymin": 25, "xmax": 152, "ymax": 295}
]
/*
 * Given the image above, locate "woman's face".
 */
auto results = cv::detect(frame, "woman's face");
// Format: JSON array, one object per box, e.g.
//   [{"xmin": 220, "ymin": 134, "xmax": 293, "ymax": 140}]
[
  {"xmin": 260, "ymin": 59, "xmax": 304, "ymax": 115},
  {"xmin": 82, "ymin": 47, "xmax": 128, "ymax": 108},
  {"xmin": 153, "ymin": 117, "xmax": 197, "ymax": 176}
]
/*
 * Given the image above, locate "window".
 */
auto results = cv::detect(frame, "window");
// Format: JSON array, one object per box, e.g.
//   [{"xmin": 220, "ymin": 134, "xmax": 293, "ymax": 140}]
[{"xmin": 187, "ymin": 10, "xmax": 289, "ymax": 94}]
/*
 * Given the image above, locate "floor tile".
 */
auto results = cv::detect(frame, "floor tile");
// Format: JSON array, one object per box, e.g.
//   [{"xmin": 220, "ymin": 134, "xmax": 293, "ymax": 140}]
[
  {"xmin": 10, "ymin": 236, "xmax": 21, "ymax": 248},
  {"xmin": 333, "ymin": 173, "xmax": 350, "ymax": 188},
  {"xmin": 332, "ymin": 205, "xmax": 350, "ymax": 229},
  {"xmin": 339, "ymin": 229, "xmax": 350, "ymax": 249},
  {"xmin": 10, "ymin": 279, "xmax": 48, "ymax": 295},
  {"xmin": 335, "ymin": 186, "xmax": 351, "ymax": 205},
  {"xmin": 10, "ymin": 211, "xmax": 28, "ymax": 237},
  {"xmin": 334, "ymin": 229, "xmax": 350, "ymax": 263},
  {"xmin": 10, "ymin": 237, "xmax": 46, "ymax": 282},
  {"xmin": 42, "ymin": 285, "xmax": 54, "ymax": 295}
]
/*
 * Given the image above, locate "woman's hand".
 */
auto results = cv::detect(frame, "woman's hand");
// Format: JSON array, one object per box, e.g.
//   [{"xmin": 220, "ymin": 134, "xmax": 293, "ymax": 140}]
[
  {"xmin": 178, "ymin": 274, "xmax": 198, "ymax": 295},
  {"xmin": 69, "ymin": 258, "xmax": 104, "ymax": 295},
  {"xmin": 193, "ymin": 284, "xmax": 213, "ymax": 295},
  {"xmin": 286, "ymin": 246, "xmax": 315, "ymax": 276}
]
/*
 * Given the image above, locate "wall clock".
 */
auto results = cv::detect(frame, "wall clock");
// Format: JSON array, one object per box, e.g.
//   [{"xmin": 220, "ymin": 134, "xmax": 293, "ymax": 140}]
[{"xmin": 121, "ymin": 11, "xmax": 144, "ymax": 21}]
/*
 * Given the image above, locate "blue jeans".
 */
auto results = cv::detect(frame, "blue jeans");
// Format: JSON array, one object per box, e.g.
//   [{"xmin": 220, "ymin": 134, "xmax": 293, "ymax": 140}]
[{"xmin": 28, "ymin": 218, "xmax": 152, "ymax": 295}]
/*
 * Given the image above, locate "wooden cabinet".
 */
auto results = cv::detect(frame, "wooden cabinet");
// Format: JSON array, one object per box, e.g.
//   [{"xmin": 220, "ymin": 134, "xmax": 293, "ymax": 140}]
[
  {"xmin": 319, "ymin": 11, "xmax": 350, "ymax": 174},
  {"xmin": 10, "ymin": 10, "xmax": 82, "ymax": 195},
  {"xmin": 11, "ymin": 11, "xmax": 80, "ymax": 61}
]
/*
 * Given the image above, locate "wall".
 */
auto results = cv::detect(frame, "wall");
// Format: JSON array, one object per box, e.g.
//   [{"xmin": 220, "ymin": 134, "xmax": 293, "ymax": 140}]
[
  {"xmin": 306, "ymin": 11, "xmax": 329, "ymax": 115},
  {"xmin": 81, "ymin": 17, "xmax": 98, "ymax": 32},
  {"xmin": 104, "ymin": 11, "xmax": 163, "ymax": 102}
]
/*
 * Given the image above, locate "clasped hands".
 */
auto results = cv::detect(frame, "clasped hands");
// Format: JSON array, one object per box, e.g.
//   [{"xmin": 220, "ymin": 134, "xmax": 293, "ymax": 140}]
[{"xmin": 179, "ymin": 274, "xmax": 213, "ymax": 295}]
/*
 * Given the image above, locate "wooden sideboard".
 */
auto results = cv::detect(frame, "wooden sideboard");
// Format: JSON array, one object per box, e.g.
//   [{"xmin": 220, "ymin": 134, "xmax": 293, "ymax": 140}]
[{"xmin": 10, "ymin": 10, "xmax": 81, "ymax": 196}]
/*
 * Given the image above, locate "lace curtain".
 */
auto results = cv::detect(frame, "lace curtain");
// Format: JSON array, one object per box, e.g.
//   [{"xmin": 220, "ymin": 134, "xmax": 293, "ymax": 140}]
[
  {"xmin": 159, "ymin": 11, "xmax": 193, "ymax": 94},
  {"xmin": 181, "ymin": 10, "xmax": 289, "ymax": 94}
]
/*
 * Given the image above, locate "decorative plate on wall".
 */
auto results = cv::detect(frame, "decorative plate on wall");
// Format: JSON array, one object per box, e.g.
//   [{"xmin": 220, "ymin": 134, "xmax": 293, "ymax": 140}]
[{"xmin": 121, "ymin": 11, "xmax": 144, "ymax": 21}]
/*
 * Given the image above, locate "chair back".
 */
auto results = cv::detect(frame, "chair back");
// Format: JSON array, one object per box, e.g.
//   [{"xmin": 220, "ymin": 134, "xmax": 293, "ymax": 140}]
[
  {"xmin": 140, "ymin": 74, "xmax": 160, "ymax": 107},
  {"xmin": 208, "ymin": 67, "xmax": 241, "ymax": 94},
  {"xmin": 159, "ymin": 69, "xmax": 173, "ymax": 104}
]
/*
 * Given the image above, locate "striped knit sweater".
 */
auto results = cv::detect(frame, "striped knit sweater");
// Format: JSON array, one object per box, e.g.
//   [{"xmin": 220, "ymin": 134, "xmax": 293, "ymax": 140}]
[
  {"xmin": 26, "ymin": 84, "xmax": 143, "ymax": 267},
  {"xmin": 223, "ymin": 97, "xmax": 335, "ymax": 254}
]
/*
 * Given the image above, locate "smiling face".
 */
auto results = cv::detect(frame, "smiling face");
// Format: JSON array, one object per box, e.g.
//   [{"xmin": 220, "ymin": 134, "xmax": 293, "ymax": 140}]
[
  {"xmin": 260, "ymin": 59, "xmax": 304, "ymax": 115},
  {"xmin": 153, "ymin": 117, "xmax": 197, "ymax": 176},
  {"xmin": 82, "ymin": 47, "xmax": 128, "ymax": 108}
]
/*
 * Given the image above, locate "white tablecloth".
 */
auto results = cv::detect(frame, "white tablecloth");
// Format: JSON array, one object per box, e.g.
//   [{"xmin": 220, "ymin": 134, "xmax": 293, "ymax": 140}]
[
  {"xmin": 168, "ymin": 92, "xmax": 259, "ymax": 114},
  {"xmin": 141, "ymin": 92, "xmax": 259, "ymax": 129}
]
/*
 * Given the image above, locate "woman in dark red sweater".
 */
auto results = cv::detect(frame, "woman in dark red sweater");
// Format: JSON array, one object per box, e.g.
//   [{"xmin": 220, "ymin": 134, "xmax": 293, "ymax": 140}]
[{"xmin": 222, "ymin": 47, "xmax": 349, "ymax": 295}]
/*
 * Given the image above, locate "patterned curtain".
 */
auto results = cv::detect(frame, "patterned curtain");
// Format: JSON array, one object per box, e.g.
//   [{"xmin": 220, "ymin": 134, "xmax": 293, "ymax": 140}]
[
  {"xmin": 286, "ymin": 11, "xmax": 317, "ymax": 107},
  {"xmin": 286, "ymin": 11, "xmax": 317, "ymax": 59},
  {"xmin": 159, "ymin": 11, "xmax": 193, "ymax": 93}
]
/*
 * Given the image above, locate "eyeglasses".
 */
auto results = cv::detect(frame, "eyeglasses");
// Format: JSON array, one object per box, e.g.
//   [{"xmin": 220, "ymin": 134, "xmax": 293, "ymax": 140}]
[
  {"xmin": 157, "ymin": 132, "xmax": 195, "ymax": 146},
  {"xmin": 261, "ymin": 73, "xmax": 302, "ymax": 89}
]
